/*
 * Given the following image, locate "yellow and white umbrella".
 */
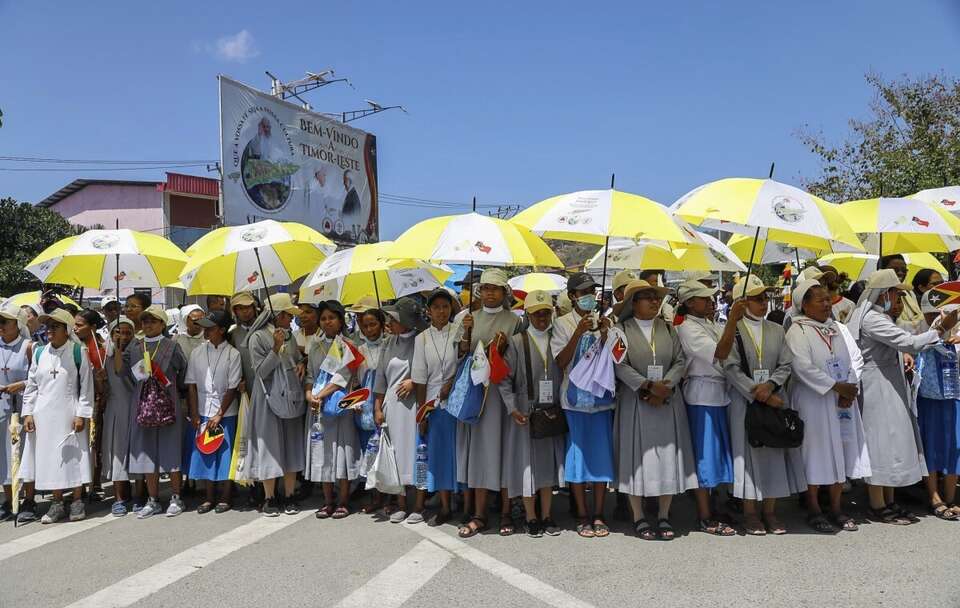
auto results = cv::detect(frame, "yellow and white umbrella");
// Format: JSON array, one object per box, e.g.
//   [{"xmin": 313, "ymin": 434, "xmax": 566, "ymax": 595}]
[
  {"xmin": 839, "ymin": 197, "xmax": 960, "ymax": 255},
  {"xmin": 387, "ymin": 212, "xmax": 562, "ymax": 268},
  {"xmin": 180, "ymin": 220, "xmax": 336, "ymax": 296},
  {"xmin": 512, "ymin": 188, "xmax": 705, "ymax": 246},
  {"xmin": 507, "ymin": 272, "xmax": 567, "ymax": 295},
  {"xmin": 672, "ymin": 178, "xmax": 863, "ymax": 253},
  {"xmin": 25, "ymin": 229, "xmax": 187, "ymax": 290},
  {"xmin": 726, "ymin": 235, "xmax": 821, "ymax": 265},
  {"xmin": 3, "ymin": 290, "xmax": 79, "ymax": 309},
  {"xmin": 818, "ymin": 252, "xmax": 947, "ymax": 284},
  {"xmin": 300, "ymin": 241, "xmax": 451, "ymax": 305},
  {"xmin": 584, "ymin": 232, "xmax": 746, "ymax": 273},
  {"xmin": 911, "ymin": 186, "xmax": 960, "ymax": 215}
]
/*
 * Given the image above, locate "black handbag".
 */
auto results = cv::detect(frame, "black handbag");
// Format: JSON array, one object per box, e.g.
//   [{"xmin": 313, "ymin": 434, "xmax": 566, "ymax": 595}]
[
  {"xmin": 735, "ymin": 330, "xmax": 804, "ymax": 449},
  {"xmin": 523, "ymin": 332, "xmax": 568, "ymax": 440}
]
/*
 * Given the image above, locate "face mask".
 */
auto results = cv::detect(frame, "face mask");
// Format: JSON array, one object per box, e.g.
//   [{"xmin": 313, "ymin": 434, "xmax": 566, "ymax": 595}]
[
  {"xmin": 881, "ymin": 297, "xmax": 892, "ymax": 313},
  {"xmin": 577, "ymin": 295, "xmax": 597, "ymax": 312}
]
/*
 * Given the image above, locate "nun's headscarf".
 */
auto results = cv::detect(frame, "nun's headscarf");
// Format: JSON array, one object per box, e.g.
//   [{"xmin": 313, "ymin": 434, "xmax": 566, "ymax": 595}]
[
  {"xmin": 179, "ymin": 304, "xmax": 203, "ymax": 334},
  {"xmin": 791, "ymin": 280, "xmax": 821, "ymax": 318},
  {"xmin": 848, "ymin": 269, "xmax": 909, "ymax": 341},
  {"xmin": 105, "ymin": 316, "xmax": 135, "ymax": 356}
]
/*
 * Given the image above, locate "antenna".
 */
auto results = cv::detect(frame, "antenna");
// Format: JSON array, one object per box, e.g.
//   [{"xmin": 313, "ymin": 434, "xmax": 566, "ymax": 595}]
[
  {"xmin": 265, "ymin": 70, "xmax": 352, "ymax": 109},
  {"xmin": 340, "ymin": 99, "xmax": 408, "ymax": 123}
]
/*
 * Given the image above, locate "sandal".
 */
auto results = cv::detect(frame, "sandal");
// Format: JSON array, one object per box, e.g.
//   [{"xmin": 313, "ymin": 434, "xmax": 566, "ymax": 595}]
[
  {"xmin": 889, "ymin": 503, "xmax": 920, "ymax": 524},
  {"xmin": 806, "ymin": 513, "xmax": 837, "ymax": 534},
  {"xmin": 656, "ymin": 518, "xmax": 675, "ymax": 541},
  {"xmin": 499, "ymin": 514, "xmax": 515, "ymax": 537},
  {"xmin": 196, "ymin": 501, "xmax": 214, "ymax": 515},
  {"xmin": 634, "ymin": 518, "xmax": 657, "ymax": 541},
  {"xmin": 698, "ymin": 518, "xmax": 736, "ymax": 536},
  {"xmin": 829, "ymin": 512, "xmax": 858, "ymax": 532},
  {"xmin": 868, "ymin": 506, "xmax": 910, "ymax": 526},
  {"xmin": 947, "ymin": 503, "xmax": 960, "ymax": 519},
  {"xmin": 332, "ymin": 505, "xmax": 350, "ymax": 519},
  {"xmin": 762, "ymin": 514, "xmax": 787, "ymax": 535},
  {"xmin": 458, "ymin": 516, "xmax": 487, "ymax": 538},
  {"xmin": 576, "ymin": 518, "xmax": 595, "ymax": 538},
  {"xmin": 315, "ymin": 504, "xmax": 335, "ymax": 520},
  {"xmin": 930, "ymin": 502, "xmax": 959, "ymax": 521},
  {"xmin": 428, "ymin": 510, "xmax": 451, "ymax": 527},
  {"xmin": 744, "ymin": 514, "xmax": 766, "ymax": 536},
  {"xmin": 592, "ymin": 518, "xmax": 610, "ymax": 538}
]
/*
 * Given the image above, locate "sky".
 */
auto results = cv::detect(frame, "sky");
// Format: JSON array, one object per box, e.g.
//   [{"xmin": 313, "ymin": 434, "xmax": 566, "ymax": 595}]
[{"xmin": 2, "ymin": 1, "xmax": 959, "ymax": 239}]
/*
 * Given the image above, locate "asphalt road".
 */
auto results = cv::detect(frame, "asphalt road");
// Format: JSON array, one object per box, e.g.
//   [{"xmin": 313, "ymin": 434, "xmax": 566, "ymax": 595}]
[{"xmin": 2, "ymin": 484, "xmax": 958, "ymax": 608}]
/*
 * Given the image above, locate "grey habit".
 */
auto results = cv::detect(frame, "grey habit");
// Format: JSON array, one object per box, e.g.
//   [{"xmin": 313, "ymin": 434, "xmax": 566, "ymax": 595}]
[
  {"xmin": 457, "ymin": 309, "xmax": 523, "ymax": 491},
  {"xmin": 125, "ymin": 337, "xmax": 188, "ymax": 474},
  {"xmin": 614, "ymin": 318, "xmax": 699, "ymax": 496},
  {"xmin": 497, "ymin": 329, "xmax": 565, "ymax": 498},
  {"xmin": 243, "ymin": 317, "xmax": 305, "ymax": 480},
  {"xmin": 374, "ymin": 333, "xmax": 418, "ymax": 488},
  {"xmin": 723, "ymin": 318, "xmax": 807, "ymax": 499},
  {"xmin": 304, "ymin": 336, "xmax": 359, "ymax": 482},
  {"xmin": 101, "ymin": 354, "xmax": 136, "ymax": 481},
  {"xmin": 855, "ymin": 306, "xmax": 934, "ymax": 487}
]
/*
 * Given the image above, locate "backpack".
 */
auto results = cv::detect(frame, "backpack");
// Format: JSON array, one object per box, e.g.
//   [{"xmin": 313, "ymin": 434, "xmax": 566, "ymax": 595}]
[
  {"xmin": 34, "ymin": 342, "xmax": 82, "ymax": 398},
  {"xmin": 135, "ymin": 341, "xmax": 177, "ymax": 428}
]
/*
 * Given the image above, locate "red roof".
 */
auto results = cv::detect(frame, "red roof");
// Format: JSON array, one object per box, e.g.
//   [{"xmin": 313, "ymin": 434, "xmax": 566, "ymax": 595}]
[{"xmin": 158, "ymin": 172, "xmax": 219, "ymax": 198}]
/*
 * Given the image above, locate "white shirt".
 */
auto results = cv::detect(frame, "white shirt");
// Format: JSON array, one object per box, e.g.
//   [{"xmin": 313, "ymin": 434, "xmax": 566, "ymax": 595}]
[
  {"xmin": 633, "ymin": 317, "xmax": 654, "ymax": 342},
  {"xmin": 185, "ymin": 340, "xmax": 243, "ymax": 418},
  {"xmin": 676, "ymin": 315, "xmax": 730, "ymax": 406},
  {"xmin": 551, "ymin": 310, "xmax": 612, "ymax": 411},
  {"xmin": 412, "ymin": 324, "xmax": 458, "ymax": 400}
]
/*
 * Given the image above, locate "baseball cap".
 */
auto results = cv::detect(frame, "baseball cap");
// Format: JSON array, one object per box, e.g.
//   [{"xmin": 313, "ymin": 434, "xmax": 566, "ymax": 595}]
[
  {"xmin": 197, "ymin": 310, "xmax": 232, "ymax": 330},
  {"xmin": 524, "ymin": 290, "xmax": 553, "ymax": 314},
  {"xmin": 231, "ymin": 293, "xmax": 256, "ymax": 308},
  {"xmin": 731, "ymin": 275, "xmax": 772, "ymax": 299},
  {"xmin": 567, "ymin": 272, "xmax": 599, "ymax": 292},
  {"xmin": 677, "ymin": 279, "xmax": 719, "ymax": 304}
]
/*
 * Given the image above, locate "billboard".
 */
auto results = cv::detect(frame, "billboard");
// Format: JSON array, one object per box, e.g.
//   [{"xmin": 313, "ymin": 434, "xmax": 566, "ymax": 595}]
[{"xmin": 219, "ymin": 75, "xmax": 378, "ymax": 244}]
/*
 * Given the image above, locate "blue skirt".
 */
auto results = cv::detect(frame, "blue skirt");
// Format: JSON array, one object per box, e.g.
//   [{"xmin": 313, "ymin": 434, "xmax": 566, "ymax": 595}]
[
  {"xmin": 427, "ymin": 409, "xmax": 460, "ymax": 492},
  {"xmin": 918, "ymin": 396, "xmax": 960, "ymax": 475},
  {"xmin": 188, "ymin": 415, "xmax": 237, "ymax": 482},
  {"xmin": 564, "ymin": 409, "xmax": 614, "ymax": 483},
  {"xmin": 687, "ymin": 404, "xmax": 733, "ymax": 489}
]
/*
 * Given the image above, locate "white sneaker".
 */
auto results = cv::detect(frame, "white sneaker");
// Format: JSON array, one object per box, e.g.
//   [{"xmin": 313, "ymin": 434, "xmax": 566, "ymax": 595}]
[
  {"xmin": 389, "ymin": 510, "xmax": 408, "ymax": 524},
  {"xmin": 68, "ymin": 500, "xmax": 86, "ymax": 522},
  {"xmin": 405, "ymin": 511, "xmax": 425, "ymax": 525},
  {"xmin": 166, "ymin": 495, "xmax": 185, "ymax": 517},
  {"xmin": 41, "ymin": 502, "xmax": 66, "ymax": 524},
  {"xmin": 137, "ymin": 499, "xmax": 163, "ymax": 519}
]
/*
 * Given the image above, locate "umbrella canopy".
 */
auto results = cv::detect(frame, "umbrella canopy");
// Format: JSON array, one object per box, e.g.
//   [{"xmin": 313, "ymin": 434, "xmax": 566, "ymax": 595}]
[
  {"xmin": 300, "ymin": 241, "xmax": 451, "ymax": 305},
  {"xmin": 838, "ymin": 197, "xmax": 960, "ymax": 254},
  {"xmin": 4, "ymin": 290, "xmax": 79, "ymax": 309},
  {"xmin": 512, "ymin": 189, "xmax": 705, "ymax": 246},
  {"xmin": 726, "ymin": 235, "xmax": 821, "ymax": 265},
  {"xmin": 507, "ymin": 272, "xmax": 567, "ymax": 295},
  {"xmin": 671, "ymin": 178, "xmax": 863, "ymax": 253},
  {"xmin": 818, "ymin": 252, "xmax": 947, "ymax": 284},
  {"xmin": 25, "ymin": 229, "xmax": 187, "ymax": 289},
  {"xmin": 179, "ymin": 220, "xmax": 336, "ymax": 295},
  {"xmin": 910, "ymin": 186, "xmax": 960, "ymax": 215},
  {"xmin": 386, "ymin": 212, "xmax": 562, "ymax": 267},
  {"xmin": 584, "ymin": 232, "xmax": 746, "ymax": 273}
]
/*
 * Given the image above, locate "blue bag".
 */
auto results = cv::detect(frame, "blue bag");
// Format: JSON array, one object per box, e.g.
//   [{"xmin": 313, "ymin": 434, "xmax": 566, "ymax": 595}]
[
  {"xmin": 565, "ymin": 333, "xmax": 615, "ymax": 410},
  {"xmin": 355, "ymin": 369, "xmax": 378, "ymax": 431},
  {"xmin": 445, "ymin": 355, "xmax": 487, "ymax": 424},
  {"xmin": 313, "ymin": 369, "xmax": 348, "ymax": 417}
]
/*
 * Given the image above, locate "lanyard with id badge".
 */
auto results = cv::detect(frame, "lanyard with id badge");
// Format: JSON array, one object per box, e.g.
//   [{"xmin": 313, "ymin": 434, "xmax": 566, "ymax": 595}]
[
  {"xmin": 527, "ymin": 335, "xmax": 554, "ymax": 404},
  {"xmin": 742, "ymin": 321, "xmax": 770, "ymax": 385},
  {"xmin": 812, "ymin": 327, "xmax": 847, "ymax": 382},
  {"xmin": 644, "ymin": 322, "xmax": 664, "ymax": 381}
]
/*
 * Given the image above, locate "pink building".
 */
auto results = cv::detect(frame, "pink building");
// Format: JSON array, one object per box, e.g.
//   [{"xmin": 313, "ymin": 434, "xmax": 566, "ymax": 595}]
[{"xmin": 38, "ymin": 173, "xmax": 219, "ymax": 307}]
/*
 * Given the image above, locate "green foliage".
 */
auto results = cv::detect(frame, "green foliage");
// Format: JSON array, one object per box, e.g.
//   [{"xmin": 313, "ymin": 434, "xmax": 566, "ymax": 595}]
[
  {"xmin": 798, "ymin": 72, "xmax": 960, "ymax": 202},
  {"xmin": 0, "ymin": 197, "xmax": 83, "ymax": 296}
]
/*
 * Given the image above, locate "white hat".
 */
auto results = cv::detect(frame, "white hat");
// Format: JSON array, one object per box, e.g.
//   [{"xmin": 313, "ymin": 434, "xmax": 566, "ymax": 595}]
[
  {"xmin": 798, "ymin": 266, "xmax": 825, "ymax": 282},
  {"xmin": 731, "ymin": 275, "xmax": 771, "ymax": 299},
  {"xmin": 865, "ymin": 268, "xmax": 910, "ymax": 292},
  {"xmin": 792, "ymin": 279, "xmax": 821, "ymax": 312},
  {"xmin": 612, "ymin": 270, "xmax": 637, "ymax": 292},
  {"xmin": 38, "ymin": 308, "xmax": 76, "ymax": 328},
  {"xmin": 479, "ymin": 268, "xmax": 509, "ymax": 288},
  {"xmin": 677, "ymin": 279, "xmax": 719, "ymax": 304},
  {"xmin": 268, "ymin": 293, "xmax": 300, "ymax": 316},
  {"xmin": 524, "ymin": 290, "xmax": 553, "ymax": 314}
]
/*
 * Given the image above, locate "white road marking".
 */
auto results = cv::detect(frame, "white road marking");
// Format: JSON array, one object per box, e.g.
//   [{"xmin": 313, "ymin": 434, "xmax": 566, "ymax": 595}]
[
  {"xmin": 0, "ymin": 513, "xmax": 121, "ymax": 562},
  {"xmin": 407, "ymin": 523, "xmax": 597, "ymax": 608},
  {"xmin": 335, "ymin": 539, "xmax": 453, "ymax": 608},
  {"xmin": 64, "ymin": 512, "xmax": 311, "ymax": 608}
]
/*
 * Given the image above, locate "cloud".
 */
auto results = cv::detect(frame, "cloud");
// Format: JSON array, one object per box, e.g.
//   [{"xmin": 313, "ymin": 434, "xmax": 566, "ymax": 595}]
[{"xmin": 212, "ymin": 30, "xmax": 259, "ymax": 63}]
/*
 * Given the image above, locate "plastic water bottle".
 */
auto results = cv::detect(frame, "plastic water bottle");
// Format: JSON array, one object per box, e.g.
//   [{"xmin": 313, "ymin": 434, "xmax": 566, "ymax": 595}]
[
  {"xmin": 414, "ymin": 440, "xmax": 428, "ymax": 490},
  {"xmin": 942, "ymin": 353, "xmax": 960, "ymax": 399}
]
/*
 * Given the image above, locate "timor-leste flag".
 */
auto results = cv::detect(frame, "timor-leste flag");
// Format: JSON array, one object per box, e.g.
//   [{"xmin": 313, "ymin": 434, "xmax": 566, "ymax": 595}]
[
  {"xmin": 338, "ymin": 387, "xmax": 370, "ymax": 411},
  {"xmin": 926, "ymin": 281, "xmax": 960, "ymax": 308},
  {"xmin": 196, "ymin": 425, "xmax": 225, "ymax": 455}
]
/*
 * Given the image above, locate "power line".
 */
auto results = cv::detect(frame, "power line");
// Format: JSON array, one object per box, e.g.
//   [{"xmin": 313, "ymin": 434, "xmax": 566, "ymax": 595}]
[
  {"xmin": 0, "ymin": 164, "xmax": 211, "ymax": 172},
  {"xmin": 0, "ymin": 156, "xmax": 217, "ymax": 164}
]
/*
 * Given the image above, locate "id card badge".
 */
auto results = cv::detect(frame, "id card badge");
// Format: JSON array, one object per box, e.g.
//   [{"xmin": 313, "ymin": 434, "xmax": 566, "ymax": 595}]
[
  {"xmin": 538, "ymin": 380, "xmax": 554, "ymax": 404},
  {"xmin": 825, "ymin": 357, "xmax": 845, "ymax": 382},
  {"xmin": 752, "ymin": 369, "xmax": 770, "ymax": 384},
  {"xmin": 647, "ymin": 365, "xmax": 664, "ymax": 381},
  {"xmin": 131, "ymin": 359, "xmax": 150, "ymax": 382}
]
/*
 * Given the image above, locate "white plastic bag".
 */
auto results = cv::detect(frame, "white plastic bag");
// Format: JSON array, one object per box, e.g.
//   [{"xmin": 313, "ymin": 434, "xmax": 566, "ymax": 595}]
[{"xmin": 365, "ymin": 425, "xmax": 402, "ymax": 495}]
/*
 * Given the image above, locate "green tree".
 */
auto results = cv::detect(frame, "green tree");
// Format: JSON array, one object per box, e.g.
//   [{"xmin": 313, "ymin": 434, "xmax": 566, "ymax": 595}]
[
  {"xmin": 798, "ymin": 72, "xmax": 960, "ymax": 202},
  {"xmin": 0, "ymin": 197, "xmax": 85, "ymax": 296}
]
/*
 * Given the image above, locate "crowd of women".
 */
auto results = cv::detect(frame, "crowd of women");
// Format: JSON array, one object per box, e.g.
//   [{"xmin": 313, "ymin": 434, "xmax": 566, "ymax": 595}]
[{"xmin": 2, "ymin": 252, "xmax": 960, "ymax": 540}]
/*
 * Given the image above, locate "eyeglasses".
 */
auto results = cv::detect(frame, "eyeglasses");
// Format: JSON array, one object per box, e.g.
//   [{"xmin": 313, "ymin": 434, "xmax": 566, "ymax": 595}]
[{"xmin": 633, "ymin": 293, "xmax": 662, "ymax": 302}]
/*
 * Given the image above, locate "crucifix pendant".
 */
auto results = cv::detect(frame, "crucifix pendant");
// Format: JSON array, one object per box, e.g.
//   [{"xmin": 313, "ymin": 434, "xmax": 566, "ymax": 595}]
[{"xmin": 49, "ymin": 368, "xmax": 60, "ymax": 379}]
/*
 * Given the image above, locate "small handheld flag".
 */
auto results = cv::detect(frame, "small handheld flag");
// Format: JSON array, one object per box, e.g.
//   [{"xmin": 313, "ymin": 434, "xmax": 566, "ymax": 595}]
[
  {"xmin": 338, "ymin": 387, "xmax": 371, "ymax": 411},
  {"xmin": 196, "ymin": 425, "xmax": 225, "ymax": 455},
  {"xmin": 925, "ymin": 281, "xmax": 960, "ymax": 308}
]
